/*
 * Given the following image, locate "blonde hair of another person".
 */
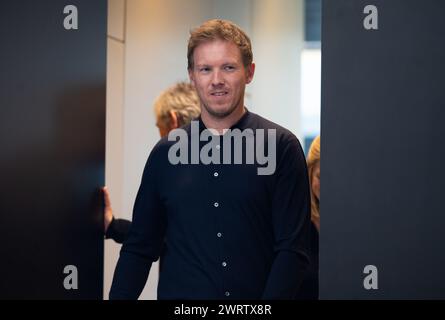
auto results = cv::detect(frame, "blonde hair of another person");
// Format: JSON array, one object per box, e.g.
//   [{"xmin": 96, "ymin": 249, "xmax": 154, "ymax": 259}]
[
  {"xmin": 154, "ymin": 82, "xmax": 201, "ymax": 128},
  {"xmin": 307, "ymin": 136, "xmax": 320, "ymax": 231}
]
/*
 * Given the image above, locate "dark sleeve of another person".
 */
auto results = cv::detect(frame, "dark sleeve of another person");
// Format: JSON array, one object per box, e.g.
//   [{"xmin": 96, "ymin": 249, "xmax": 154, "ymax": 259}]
[{"xmin": 105, "ymin": 217, "xmax": 132, "ymax": 244}]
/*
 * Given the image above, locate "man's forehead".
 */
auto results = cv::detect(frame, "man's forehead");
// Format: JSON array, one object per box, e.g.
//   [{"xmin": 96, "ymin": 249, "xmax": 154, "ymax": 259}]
[
  {"xmin": 193, "ymin": 40, "xmax": 242, "ymax": 64},
  {"xmin": 194, "ymin": 39, "xmax": 238, "ymax": 50}
]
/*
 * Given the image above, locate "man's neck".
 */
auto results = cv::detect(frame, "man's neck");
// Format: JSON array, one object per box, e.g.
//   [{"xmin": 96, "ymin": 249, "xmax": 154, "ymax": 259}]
[{"xmin": 201, "ymin": 106, "xmax": 246, "ymax": 134}]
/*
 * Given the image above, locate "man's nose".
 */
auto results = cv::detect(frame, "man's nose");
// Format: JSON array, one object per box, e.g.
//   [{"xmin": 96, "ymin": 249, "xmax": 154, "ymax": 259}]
[{"xmin": 211, "ymin": 70, "xmax": 224, "ymax": 87}]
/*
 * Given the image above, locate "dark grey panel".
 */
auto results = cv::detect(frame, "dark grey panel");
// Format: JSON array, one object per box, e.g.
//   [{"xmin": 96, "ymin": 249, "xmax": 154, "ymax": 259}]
[
  {"xmin": 305, "ymin": 0, "xmax": 322, "ymax": 42},
  {"xmin": 0, "ymin": 0, "xmax": 106, "ymax": 299},
  {"xmin": 321, "ymin": 0, "xmax": 445, "ymax": 299}
]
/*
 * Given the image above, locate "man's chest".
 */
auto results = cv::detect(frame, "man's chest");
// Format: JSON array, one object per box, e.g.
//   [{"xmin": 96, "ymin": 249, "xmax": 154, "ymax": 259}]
[{"xmin": 159, "ymin": 163, "xmax": 273, "ymax": 217}]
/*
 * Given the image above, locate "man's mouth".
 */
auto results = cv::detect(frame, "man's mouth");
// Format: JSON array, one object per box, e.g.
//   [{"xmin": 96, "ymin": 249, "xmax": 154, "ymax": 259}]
[{"xmin": 210, "ymin": 91, "xmax": 228, "ymax": 96}]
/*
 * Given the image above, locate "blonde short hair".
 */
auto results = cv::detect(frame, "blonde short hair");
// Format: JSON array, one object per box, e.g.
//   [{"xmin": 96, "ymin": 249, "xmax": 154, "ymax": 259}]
[
  {"xmin": 187, "ymin": 19, "xmax": 253, "ymax": 70},
  {"xmin": 154, "ymin": 82, "xmax": 200, "ymax": 127},
  {"xmin": 307, "ymin": 135, "xmax": 320, "ymax": 227}
]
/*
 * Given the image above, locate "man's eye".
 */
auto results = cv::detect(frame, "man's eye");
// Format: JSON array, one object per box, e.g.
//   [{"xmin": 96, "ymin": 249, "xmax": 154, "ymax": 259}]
[
  {"xmin": 199, "ymin": 67, "xmax": 210, "ymax": 72},
  {"xmin": 224, "ymin": 65, "xmax": 235, "ymax": 71}
]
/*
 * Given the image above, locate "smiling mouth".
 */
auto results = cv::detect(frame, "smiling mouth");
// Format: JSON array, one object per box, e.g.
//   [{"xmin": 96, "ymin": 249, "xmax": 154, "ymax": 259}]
[{"xmin": 210, "ymin": 91, "xmax": 228, "ymax": 96}]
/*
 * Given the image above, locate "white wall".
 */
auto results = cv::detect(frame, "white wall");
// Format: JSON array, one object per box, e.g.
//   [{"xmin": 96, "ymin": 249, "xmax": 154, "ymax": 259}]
[
  {"xmin": 104, "ymin": 0, "xmax": 126, "ymax": 300},
  {"xmin": 105, "ymin": 0, "xmax": 304, "ymax": 300},
  {"xmin": 250, "ymin": 0, "xmax": 304, "ymax": 136}
]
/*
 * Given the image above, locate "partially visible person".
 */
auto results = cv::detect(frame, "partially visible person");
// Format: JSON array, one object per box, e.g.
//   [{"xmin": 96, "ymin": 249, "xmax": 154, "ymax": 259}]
[
  {"xmin": 103, "ymin": 82, "xmax": 201, "ymax": 243},
  {"xmin": 153, "ymin": 81, "xmax": 201, "ymax": 138},
  {"xmin": 308, "ymin": 136, "xmax": 320, "ymax": 231},
  {"xmin": 295, "ymin": 135, "xmax": 320, "ymax": 299},
  {"xmin": 103, "ymin": 186, "xmax": 130, "ymax": 244}
]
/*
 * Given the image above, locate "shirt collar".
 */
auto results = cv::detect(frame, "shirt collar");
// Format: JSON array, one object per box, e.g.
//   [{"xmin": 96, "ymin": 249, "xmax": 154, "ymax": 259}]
[{"xmin": 197, "ymin": 107, "xmax": 251, "ymax": 133}]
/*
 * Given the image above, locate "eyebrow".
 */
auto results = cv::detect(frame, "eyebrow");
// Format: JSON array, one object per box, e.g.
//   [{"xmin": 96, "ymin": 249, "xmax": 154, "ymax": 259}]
[{"xmin": 196, "ymin": 64, "xmax": 238, "ymax": 71}]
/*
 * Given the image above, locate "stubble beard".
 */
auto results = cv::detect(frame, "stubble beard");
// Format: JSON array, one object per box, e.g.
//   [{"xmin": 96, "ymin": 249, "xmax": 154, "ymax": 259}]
[{"xmin": 201, "ymin": 94, "xmax": 244, "ymax": 119}]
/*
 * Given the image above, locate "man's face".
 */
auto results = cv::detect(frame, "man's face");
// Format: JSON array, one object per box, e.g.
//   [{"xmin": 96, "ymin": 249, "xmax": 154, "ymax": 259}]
[{"xmin": 189, "ymin": 39, "xmax": 254, "ymax": 119}]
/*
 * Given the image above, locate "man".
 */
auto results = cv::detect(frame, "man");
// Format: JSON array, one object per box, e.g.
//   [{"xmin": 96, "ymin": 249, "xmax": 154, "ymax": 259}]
[
  {"xmin": 110, "ymin": 19, "xmax": 311, "ymax": 299},
  {"xmin": 103, "ymin": 82, "xmax": 200, "ymax": 243}
]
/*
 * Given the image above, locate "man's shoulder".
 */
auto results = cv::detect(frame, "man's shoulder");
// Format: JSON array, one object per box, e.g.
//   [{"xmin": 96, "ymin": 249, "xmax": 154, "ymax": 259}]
[
  {"xmin": 145, "ymin": 135, "xmax": 177, "ymax": 165},
  {"xmin": 248, "ymin": 112, "xmax": 306, "ymax": 168},
  {"xmin": 151, "ymin": 136, "xmax": 175, "ymax": 152},
  {"xmin": 248, "ymin": 111, "xmax": 300, "ymax": 145}
]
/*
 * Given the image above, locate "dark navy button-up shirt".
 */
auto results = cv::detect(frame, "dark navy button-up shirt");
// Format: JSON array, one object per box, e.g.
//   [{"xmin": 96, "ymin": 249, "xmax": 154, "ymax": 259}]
[{"xmin": 110, "ymin": 110, "xmax": 311, "ymax": 300}]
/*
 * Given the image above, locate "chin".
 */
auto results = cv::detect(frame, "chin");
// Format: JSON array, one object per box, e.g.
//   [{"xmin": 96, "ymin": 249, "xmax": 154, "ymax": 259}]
[
  {"xmin": 208, "ymin": 108, "xmax": 235, "ymax": 118},
  {"xmin": 206, "ymin": 105, "xmax": 236, "ymax": 118}
]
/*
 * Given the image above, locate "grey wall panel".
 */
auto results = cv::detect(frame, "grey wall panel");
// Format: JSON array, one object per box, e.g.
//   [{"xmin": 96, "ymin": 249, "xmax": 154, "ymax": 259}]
[
  {"xmin": 0, "ymin": 0, "xmax": 107, "ymax": 299},
  {"xmin": 321, "ymin": 0, "xmax": 445, "ymax": 299}
]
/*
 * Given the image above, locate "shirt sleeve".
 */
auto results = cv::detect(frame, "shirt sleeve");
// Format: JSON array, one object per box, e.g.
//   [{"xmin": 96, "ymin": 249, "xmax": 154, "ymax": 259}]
[
  {"xmin": 105, "ymin": 217, "xmax": 132, "ymax": 244},
  {"xmin": 261, "ymin": 135, "xmax": 311, "ymax": 299},
  {"xmin": 109, "ymin": 145, "xmax": 167, "ymax": 300}
]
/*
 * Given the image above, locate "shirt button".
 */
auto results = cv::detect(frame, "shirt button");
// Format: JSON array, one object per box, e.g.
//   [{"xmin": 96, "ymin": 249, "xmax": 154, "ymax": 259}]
[
  {"xmin": 222, "ymin": 261, "xmax": 227, "ymax": 267},
  {"xmin": 214, "ymin": 202, "xmax": 219, "ymax": 208},
  {"xmin": 216, "ymin": 145, "xmax": 221, "ymax": 150},
  {"xmin": 214, "ymin": 172, "xmax": 219, "ymax": 177},
  {"xmin": 225, "ymin": 291, "xmax": 230, "ymax": 297},
  {"xmin": 217, "ymin": 232, "xmax": 222, "ymax": 238}
]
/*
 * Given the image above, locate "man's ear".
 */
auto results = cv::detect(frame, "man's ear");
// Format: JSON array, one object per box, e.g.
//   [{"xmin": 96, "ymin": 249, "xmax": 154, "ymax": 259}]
[
  {"xmin": 246, "ymin": 62, "xmax": 255, "ymax": 84},
  {"xmin": 188, "ymin": 68, "xmax": 195, "ymax": 86},
  {"xmin": 169, "ymin": 110, "xmax": 179, "ymax": 129}
]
